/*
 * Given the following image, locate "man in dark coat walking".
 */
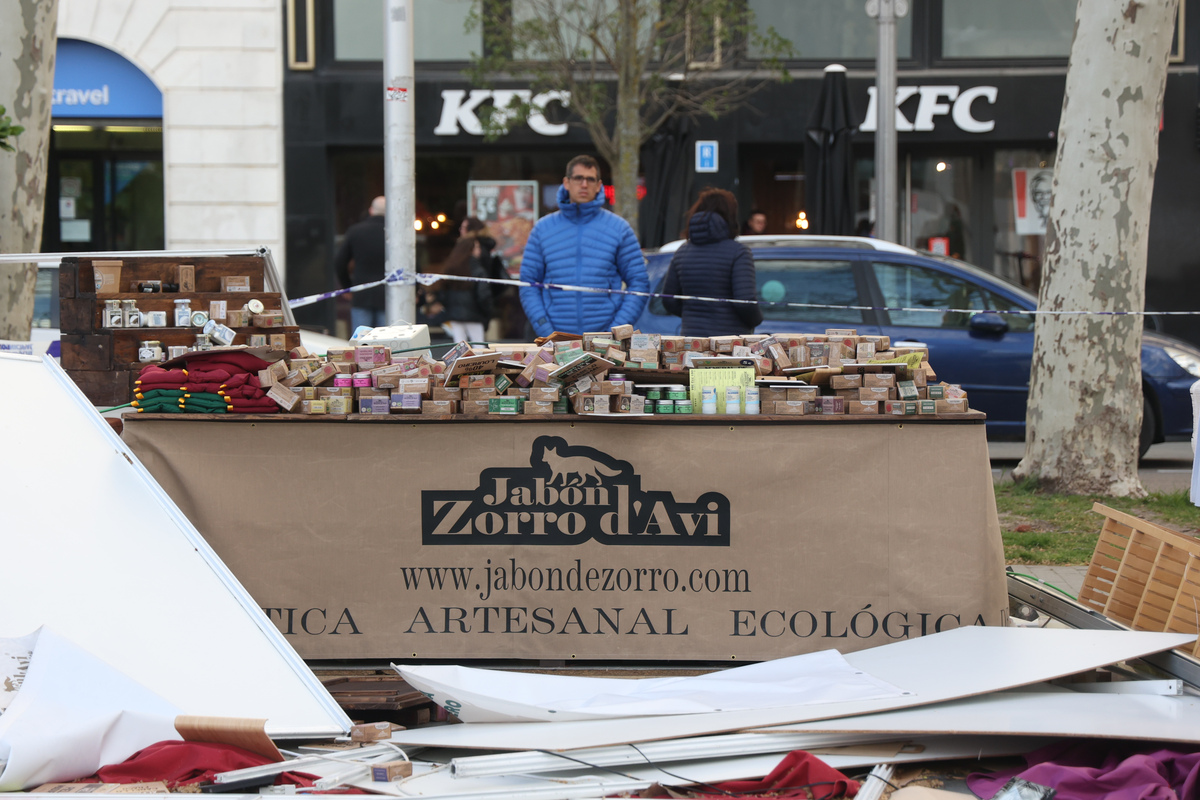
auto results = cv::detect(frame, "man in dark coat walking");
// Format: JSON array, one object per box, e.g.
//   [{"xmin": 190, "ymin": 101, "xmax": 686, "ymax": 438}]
[{"xmin": 335, "ymin": 196, "xmax": 388, "ymax": 330}]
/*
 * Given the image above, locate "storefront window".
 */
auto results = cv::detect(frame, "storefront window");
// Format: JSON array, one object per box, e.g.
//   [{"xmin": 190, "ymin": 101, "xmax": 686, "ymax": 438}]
[
  {"xmin": 942, "ymin": 0, "xmax": 1075, "ymax": 58},
  {"xmin": 993, "ymin": 148, "xmax": 1055, "ymax": 291},
  {"xmin": 333, "ymin": 0, "xmax": 480, "ymax": 62},
  {"xmin": 511, "ymin": 0, "xmax": 658, "ymax": 62},
  {"xmin": 906, "ymin": 155, "xmax": 972, "ymax": 263},
  {"xmin": 748, "ymin": 0, "xmax": 912, "ymax": 61}
]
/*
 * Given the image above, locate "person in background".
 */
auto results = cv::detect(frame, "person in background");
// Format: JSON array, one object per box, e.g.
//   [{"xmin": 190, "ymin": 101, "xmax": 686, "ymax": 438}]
[
  {"xmin": 334, "ymin": 195, "xmax": 388, "ymax": 330},
  {"xmin": 741, "ymin": 208, "xmax": 767, "ymax": 236},
  {"xmin": 520, "ymin": 155, "xmax": 648, "ymax": 337},
  {"xmin": 430, "ymin": 217, "xmax": 496, "ymax": 343},
  {"xmin": 663, "ymin": 188, "xmax": 763, "ymax": 336}
]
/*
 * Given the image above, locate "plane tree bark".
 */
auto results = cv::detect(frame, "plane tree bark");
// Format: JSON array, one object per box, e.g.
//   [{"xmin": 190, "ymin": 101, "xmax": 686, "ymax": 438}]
[
  {"xmin": 1012, "ymin": 0, "xmax": 1178, "ymax": 496},
  {"xmin": 0, "ymin": 0, "xmax": 57, "ymax": 340}
]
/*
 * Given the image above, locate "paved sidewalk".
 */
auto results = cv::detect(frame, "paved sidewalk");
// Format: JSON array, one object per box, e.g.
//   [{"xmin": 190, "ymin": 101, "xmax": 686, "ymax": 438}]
[{"xmin": 1006, "ymin": 564, "xmax": 1089, "ymax": 599}]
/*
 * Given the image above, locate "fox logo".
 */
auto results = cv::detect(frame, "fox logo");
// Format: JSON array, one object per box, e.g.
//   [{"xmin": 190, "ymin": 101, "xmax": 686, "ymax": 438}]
[{"xmin": 540, "ymin": 442, "xmax": 625, "ymax": 486}]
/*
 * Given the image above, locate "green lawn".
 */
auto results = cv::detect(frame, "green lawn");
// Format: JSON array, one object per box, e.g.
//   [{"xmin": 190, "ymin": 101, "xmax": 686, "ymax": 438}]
[{"xmin": 996, "ymin": 480, "xmax": 1200, "ymax": 564}]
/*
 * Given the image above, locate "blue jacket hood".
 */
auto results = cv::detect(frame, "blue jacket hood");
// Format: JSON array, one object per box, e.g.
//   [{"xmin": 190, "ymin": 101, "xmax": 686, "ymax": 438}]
[
  {"xmin": 557, "ymin": 183, "xmax": 606, "ymax": 221},
  {"xmin": 688, "ymin": 211, "xmax": 733, "ymax": 245}
]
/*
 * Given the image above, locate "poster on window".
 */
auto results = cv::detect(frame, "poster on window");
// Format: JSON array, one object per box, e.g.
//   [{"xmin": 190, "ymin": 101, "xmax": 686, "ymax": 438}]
[
  {"xmin": 1012, "ymin": 168, "xmax": 1053, "ymax": 236},
  {"xmin": 467, "ymin": 181, "xmax": 539, "ymax": 276}
]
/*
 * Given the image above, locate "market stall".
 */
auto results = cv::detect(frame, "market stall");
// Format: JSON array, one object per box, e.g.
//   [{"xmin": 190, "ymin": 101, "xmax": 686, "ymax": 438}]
[{"xmin": 120, "ymin": 326, "xmax": 1006, "ymax": 662}]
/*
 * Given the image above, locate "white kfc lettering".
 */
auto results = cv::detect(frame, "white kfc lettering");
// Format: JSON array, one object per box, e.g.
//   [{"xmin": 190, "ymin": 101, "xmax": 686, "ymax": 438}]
[
  {"xmin": 861, "ymin": 84, "xmax": 997, "ymax": 134},
  {"xmin": 434, "ymin": 89, "xmax": 571, "ymax": 137}
]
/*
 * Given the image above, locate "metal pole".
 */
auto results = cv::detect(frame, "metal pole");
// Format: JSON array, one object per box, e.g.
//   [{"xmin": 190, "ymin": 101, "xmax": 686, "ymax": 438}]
[
  {"xmin": 384, "ymin": 0, "xmax": 417, "ymax": 324},
  {"xmin": 867, "ymin": 0, "xmax": 906, "ymax": 243}
]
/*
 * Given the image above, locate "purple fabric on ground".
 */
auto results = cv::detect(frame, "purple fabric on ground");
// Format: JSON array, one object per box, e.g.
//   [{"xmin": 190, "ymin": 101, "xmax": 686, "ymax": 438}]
[{"xmin": 967, "ymin": 741, "xmax": 1200, "ymax": 800}]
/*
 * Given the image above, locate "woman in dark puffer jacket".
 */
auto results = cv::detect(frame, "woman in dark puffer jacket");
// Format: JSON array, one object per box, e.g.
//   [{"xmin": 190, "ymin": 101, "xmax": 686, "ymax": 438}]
[{"xmin": 662, "ymin": 189, "xmax": 763, "ymax": 336}]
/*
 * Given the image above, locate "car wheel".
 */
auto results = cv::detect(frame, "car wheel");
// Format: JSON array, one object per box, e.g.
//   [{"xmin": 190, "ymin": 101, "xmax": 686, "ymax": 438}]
[{"xmin": 1138, "ymin": 396, "xmax": 1156, "ymax": 460}]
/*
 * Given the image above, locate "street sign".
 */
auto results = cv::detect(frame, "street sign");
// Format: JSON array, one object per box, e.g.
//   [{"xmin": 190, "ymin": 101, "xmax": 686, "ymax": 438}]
[{"xmin": 696, "ymin": 140, "xmax": 718, "ymax": 173}]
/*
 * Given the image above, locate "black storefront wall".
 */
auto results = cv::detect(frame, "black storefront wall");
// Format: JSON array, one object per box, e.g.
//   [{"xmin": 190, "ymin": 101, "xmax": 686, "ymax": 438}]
[{"xmin": 285, "ymin": 68, "xmax": 1200, "ymax": 347}]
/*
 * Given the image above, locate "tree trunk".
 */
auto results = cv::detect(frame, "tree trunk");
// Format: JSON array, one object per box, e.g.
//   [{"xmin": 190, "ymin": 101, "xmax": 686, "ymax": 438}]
[
  {"xmin": 0, "ymin": 0, "xmax": 57, "ymax": 341},
  {"xmin": 1012, "ymin": 0, "xmax": 1177, "ymax": 497},
  {"xmin": 612, "ymin": 0, "xmax": 641, "ymax": 232}
]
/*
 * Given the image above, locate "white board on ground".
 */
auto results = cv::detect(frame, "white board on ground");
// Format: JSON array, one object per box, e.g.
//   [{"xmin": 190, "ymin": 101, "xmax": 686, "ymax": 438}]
[
  {"xmin": 396, "ymin": 649, "xmax": 906, "ymax": 722},
  {"xmin": 384, "ymin": 627, "xmax": 1194, "ymax": 751},
  {"xmin": 752, "ymin": 690, "xmax": 1200, "ymax": 743},
  {"xmin": 346, "ymin": 735, "xmax": 1054, "ymax": 797},
  {"xmin": 0, "ymin": 355, "xmax": 349, "ymax": 738}
]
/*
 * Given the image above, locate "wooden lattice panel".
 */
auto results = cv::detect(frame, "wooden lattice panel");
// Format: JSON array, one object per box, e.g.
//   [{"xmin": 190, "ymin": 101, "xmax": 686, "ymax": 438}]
[
  {"xmin": 1078, "ymin": 515, "xmax": 1132, "ymax": 613},
  {"xmin": 1164, "ymin": 555, "xmax": 1200, "ymax": 657},
  {"xmin": 1083, "ymin": 504, "xmax": 1200, "ymax": 656},
  {"xmin": 1131, "ymin": 542, "xmax": 1190, "ymax": 631}
]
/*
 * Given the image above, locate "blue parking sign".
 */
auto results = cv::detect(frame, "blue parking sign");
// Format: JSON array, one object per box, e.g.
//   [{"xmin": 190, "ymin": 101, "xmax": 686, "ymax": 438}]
[{"xmin": 696, "ymin": 140, "xmax": 718, "ymax": 173}]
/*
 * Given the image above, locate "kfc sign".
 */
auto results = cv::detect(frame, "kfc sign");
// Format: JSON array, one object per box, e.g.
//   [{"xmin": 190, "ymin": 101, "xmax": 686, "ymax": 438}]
[
  {"xmin": 435, "ymin": 89, "xmax": 571, "ymax": 137},
  {"xmin": 861, "ymin": 85, "xmax": 997, "ymax": 133}
]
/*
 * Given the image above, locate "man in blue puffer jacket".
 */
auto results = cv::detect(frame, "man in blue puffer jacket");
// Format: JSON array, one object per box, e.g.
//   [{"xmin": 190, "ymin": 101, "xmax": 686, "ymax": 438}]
[{"xmin": 520, "ymin": 156, "xmax": 649, "ymax": 337}]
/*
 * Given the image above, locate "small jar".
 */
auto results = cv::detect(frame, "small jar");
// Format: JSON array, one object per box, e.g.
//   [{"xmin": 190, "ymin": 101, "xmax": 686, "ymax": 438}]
[
  {"xmin": 174, "ymin": 298, "xmax": 192, "ymax": 327},
  {"xmin": 675, "ymin": 400, "xmax": 693, "ymax": 414},
  {"xmin": 666, "ymin": 388, "xmax": 688, "ymax": 401},
  {"xmin": 190, "ymin": 310, "xmax": 209, "ymax": 328},
  {"xmin": 138, "ymin": 340, "xmax": 163, "ymax": 363},
  {"xmin": 246, "ymin": 298, "xmax": 265, "ymax": 315},
  {"xmin": 608, "ymin": 373, "xmax": 625, "ymax": 383},
  {"xmin": 656, "ymin": 399, "xmax": 674, "ymax": 414},
  {"xmin": 194, "ymin": 333, "xmax": 211, "ymax": 350},
  {"xmin": 103, "ymin": 299, "xmax": 124, "ymax": 328},
  {"xmin": 646, "ymin": 389, "xmax": 662, "ymax": 401},
  {"xmin": 167, "ymin": 345, "xmax": 189, "ymax": 359},
  {"xmin": 724, "ymin": 386, "xmax": 741, "ymax": 414}
]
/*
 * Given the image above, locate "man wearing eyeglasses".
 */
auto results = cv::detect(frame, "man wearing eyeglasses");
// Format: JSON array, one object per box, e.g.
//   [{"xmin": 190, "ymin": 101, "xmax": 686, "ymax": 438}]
[{"xmin": 519, "ymin": 155, "xmax": 649, "ymax": 337}]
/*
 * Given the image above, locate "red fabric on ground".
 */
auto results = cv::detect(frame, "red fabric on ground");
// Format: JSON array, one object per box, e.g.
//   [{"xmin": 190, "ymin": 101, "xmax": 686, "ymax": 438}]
[
  {"xmin": 186, "ymin": 368, "xmax": 233, "ymax": 384},
  {"xmin": 93, "ymin": 741, "xmax": 317, "ymax": 789},
  {"xmin": 675, "ymin": 750, "xmax": 860, "ymax": 799}
]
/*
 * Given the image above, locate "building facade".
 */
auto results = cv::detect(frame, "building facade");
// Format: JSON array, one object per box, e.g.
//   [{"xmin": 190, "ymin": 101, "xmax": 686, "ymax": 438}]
[{"xmin": 50, "ymin": 0, "xmax": 287, "ymax": 271}]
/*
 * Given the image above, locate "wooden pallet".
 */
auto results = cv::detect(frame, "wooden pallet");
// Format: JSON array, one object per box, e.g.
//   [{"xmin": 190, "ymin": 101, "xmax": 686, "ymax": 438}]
[{"xmin": 1079, "ymin": 503, "xmax": 1200, "ymax": 657}]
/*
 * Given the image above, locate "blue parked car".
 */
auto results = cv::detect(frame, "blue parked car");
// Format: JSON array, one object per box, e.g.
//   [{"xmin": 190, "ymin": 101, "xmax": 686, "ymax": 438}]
[{"xmin": 638, "ymin": 235, "xmax": 1200, "ymax": 457}]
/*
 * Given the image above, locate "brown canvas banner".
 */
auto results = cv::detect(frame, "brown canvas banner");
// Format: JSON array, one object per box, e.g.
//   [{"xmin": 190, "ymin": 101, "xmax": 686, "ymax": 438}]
[{"xmin": 122, "ymin": 418, "xmax": 1006, "ymax": 661}]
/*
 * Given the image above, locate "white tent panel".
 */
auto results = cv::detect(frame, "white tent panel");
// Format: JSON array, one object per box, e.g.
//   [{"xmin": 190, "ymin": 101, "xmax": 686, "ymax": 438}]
[
  {"xmin": 383, "ymin": 627, "xmax": 1194, "ymax": 751},
  {"xmin": 754, "ymin": 690, "xmax": 1200, "ymax": 742},
  {"xmin": 0, "ymin": 355, "xmax": 349, "ymax": 737}
]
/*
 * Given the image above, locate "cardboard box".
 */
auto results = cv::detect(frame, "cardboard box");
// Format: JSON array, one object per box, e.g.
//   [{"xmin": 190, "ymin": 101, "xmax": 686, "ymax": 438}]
[
  {"xmin": 327, "ymin": 347, "xmax": 356, "ymax": 362},
  {"xmin": 466, "ymin": 387, "xmax": 500, "ymax": 401},
  {"xmin": 759, "ymin": 386, "xmax": 789, "ymax": 404},
  {"xmin": 629, "ymin": 333, "xmax": 661, "ymax": 351},
  {"xmin": 300, "ymin": 399, "xmax": 327, "ymax": 415},
  {"xmin": 422, "ymin": 400, "xmax": 457, "ymax": 415},
  {"xmin": 465, "ymin": 374, "xmax": 495, "ymax": 389},
  {"xmin": 935, "ymin": 397, "xmax": 970, "ymax": 414},
  {"xmin": 855, "ymin": 342, "xmax": 876, "ymax": 361},
  {"xmin": 307, "ymin": 363, "xmax": 339, "ymax": 386},
  {"xmin": 709, "ymin": 336, "xmax": 743, "ymax": 353},
  {"xmin": 488, "ymin": 396, "xmax": 524, "ymax": 414},
  {"xmin": 350, "ymin": 722, "xmax": 394, "ymax": 743},
  {"xmin": 830, "ymin": 374, "xmax": 862, "ymax": 390},
  {"xmin": 177, "ymin": 264, "xmax": 195, "ymax": 293},
  {"xmin": 918, "ymin": 399, "xmax": 938, "ymax": 415},
  {"xmin": 267, "ymin": 382, "xmax": 301, "ymax": 411},
  {"xmin": 659, "ymin": 336, "xmax": 684, "ymax": 352},
  {"xmin": 225, "ymin": 309, "xmax": 251, "ymax": 327},
  {"xmin": 897, "ymin": 380, "xmax": 919, "ymax": 401},
  {"xmin": 269, "ymin": 333, "xmax": 287, "ymax": 350},
  {"xmin": 605, "ymin": 345, "xmax": 626, "ymax": 361},
  {"xmin": 358, "ymin": 396, "xmax": 391, "ymax": 414},
  {"xmin": 863, "ymin": 373, "xmax": 896, "ymax": 388},
  {"xmin": 858, "ymin": 386, "xmax": 893, "ymax": 402},
  {"xmin": 848, "ymin": 400, "xmax": 880, "ymax": 415},
  {"xmin": 280, "ymin": 369, "xmax": 308, "ymax": 388},
  {"xmin": 628, "ymin": 348, "xmax": 659, "ymax": 362},
  {"xmin": 611, "ymin": 324, "xmax": 634, "ymax": 340},
  {"xmin": 316, "ymin": 386, "xmax": 354, "ymax": 399},
  {"xmin": 885, "ymin": 400, "xmax": 918, "ymax": 416},
  {"xmin": 524, "ymin": 400, "xmax": 556, "ymax": 415},
  {"xmin": 93, "ymin": 261, "xmax": 122, "ymax": 295},
  {"xmin": 371, "ymin": 761, "xmax": 413, "ymax": 782},
  {"xmin": 207, "ymin": 300, "xmax": 227, "ymax": 321},
  {"xmin": 390, "ymin": 392, "xmax": 424, "ymax": 413},
  {"xmin": 773, "ymin": 400, "xmax": 813, "ymax": 415},
  {"xmin": 461, "ymin": 399, "xmax": 492, "ymax": 415},
  {"xmin": 787, "ymin": 386, "xmax": 818, "ymax": 401},
  {"xmin": 529, "ymin": 386, "xmax": 560, "ymax": 402},
  {"xmin": 326, "ymin": 395, "xmax": 352, "ymax": 414},
  {"xmin": 252, "ymin": 312, "xmax": 286, "ymax": 328},
  {"xmin": 593, "ymin": 380, "xmax": 627, "ymax": 395},
  {"xmin": 395, "ymin": 378, "xmax": 432, "ymax": 397},
  {"xmin": 356, "ymin": 387, "xmax": 388, "ymax": 399},
  {"xmin": 834, "ymin": 389, "xmax": 859, "ymax": 400},
  {"xmin": 288, "ymin": 386, "xmax": 317, "ymax": 400},
  {"xmin": 221, "ymin": 276, "xmax": 251, "ymax": 292},
  {"xmin": 432, "ymin": 386, "xmax": 463, "ymax": 402},
  {"xmin": 817, "ymin": 396, "xmax": 845, "ymax": 414}
]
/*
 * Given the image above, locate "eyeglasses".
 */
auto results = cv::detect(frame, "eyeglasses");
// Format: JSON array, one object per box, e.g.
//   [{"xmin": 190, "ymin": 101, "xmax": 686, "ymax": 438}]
[{"xmin": 568, "ymin": 175, "xmax": 600, "ymax": 185}]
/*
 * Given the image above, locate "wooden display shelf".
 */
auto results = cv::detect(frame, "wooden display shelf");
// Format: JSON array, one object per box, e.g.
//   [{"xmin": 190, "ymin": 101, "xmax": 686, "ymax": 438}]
[
  {"xmin": 63, "ymin": 327, "xmax": 301, "ymax": 369},
  {"xmin": 64, "ymin": 292, "xmax": 287, "ymax": 333},
  {"xmin": 72, "ymin": 255, "xmax": 269, "ymax": 295},
  {"xmin": 125, "ymin": 411, "xmax": 986, "ymax": 424}
]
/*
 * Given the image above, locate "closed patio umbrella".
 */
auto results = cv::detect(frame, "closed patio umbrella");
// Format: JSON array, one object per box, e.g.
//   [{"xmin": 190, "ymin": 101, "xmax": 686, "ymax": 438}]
[{"xmin": 804, "ymin": 64, "xmax": 860, "ymax": 236}]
